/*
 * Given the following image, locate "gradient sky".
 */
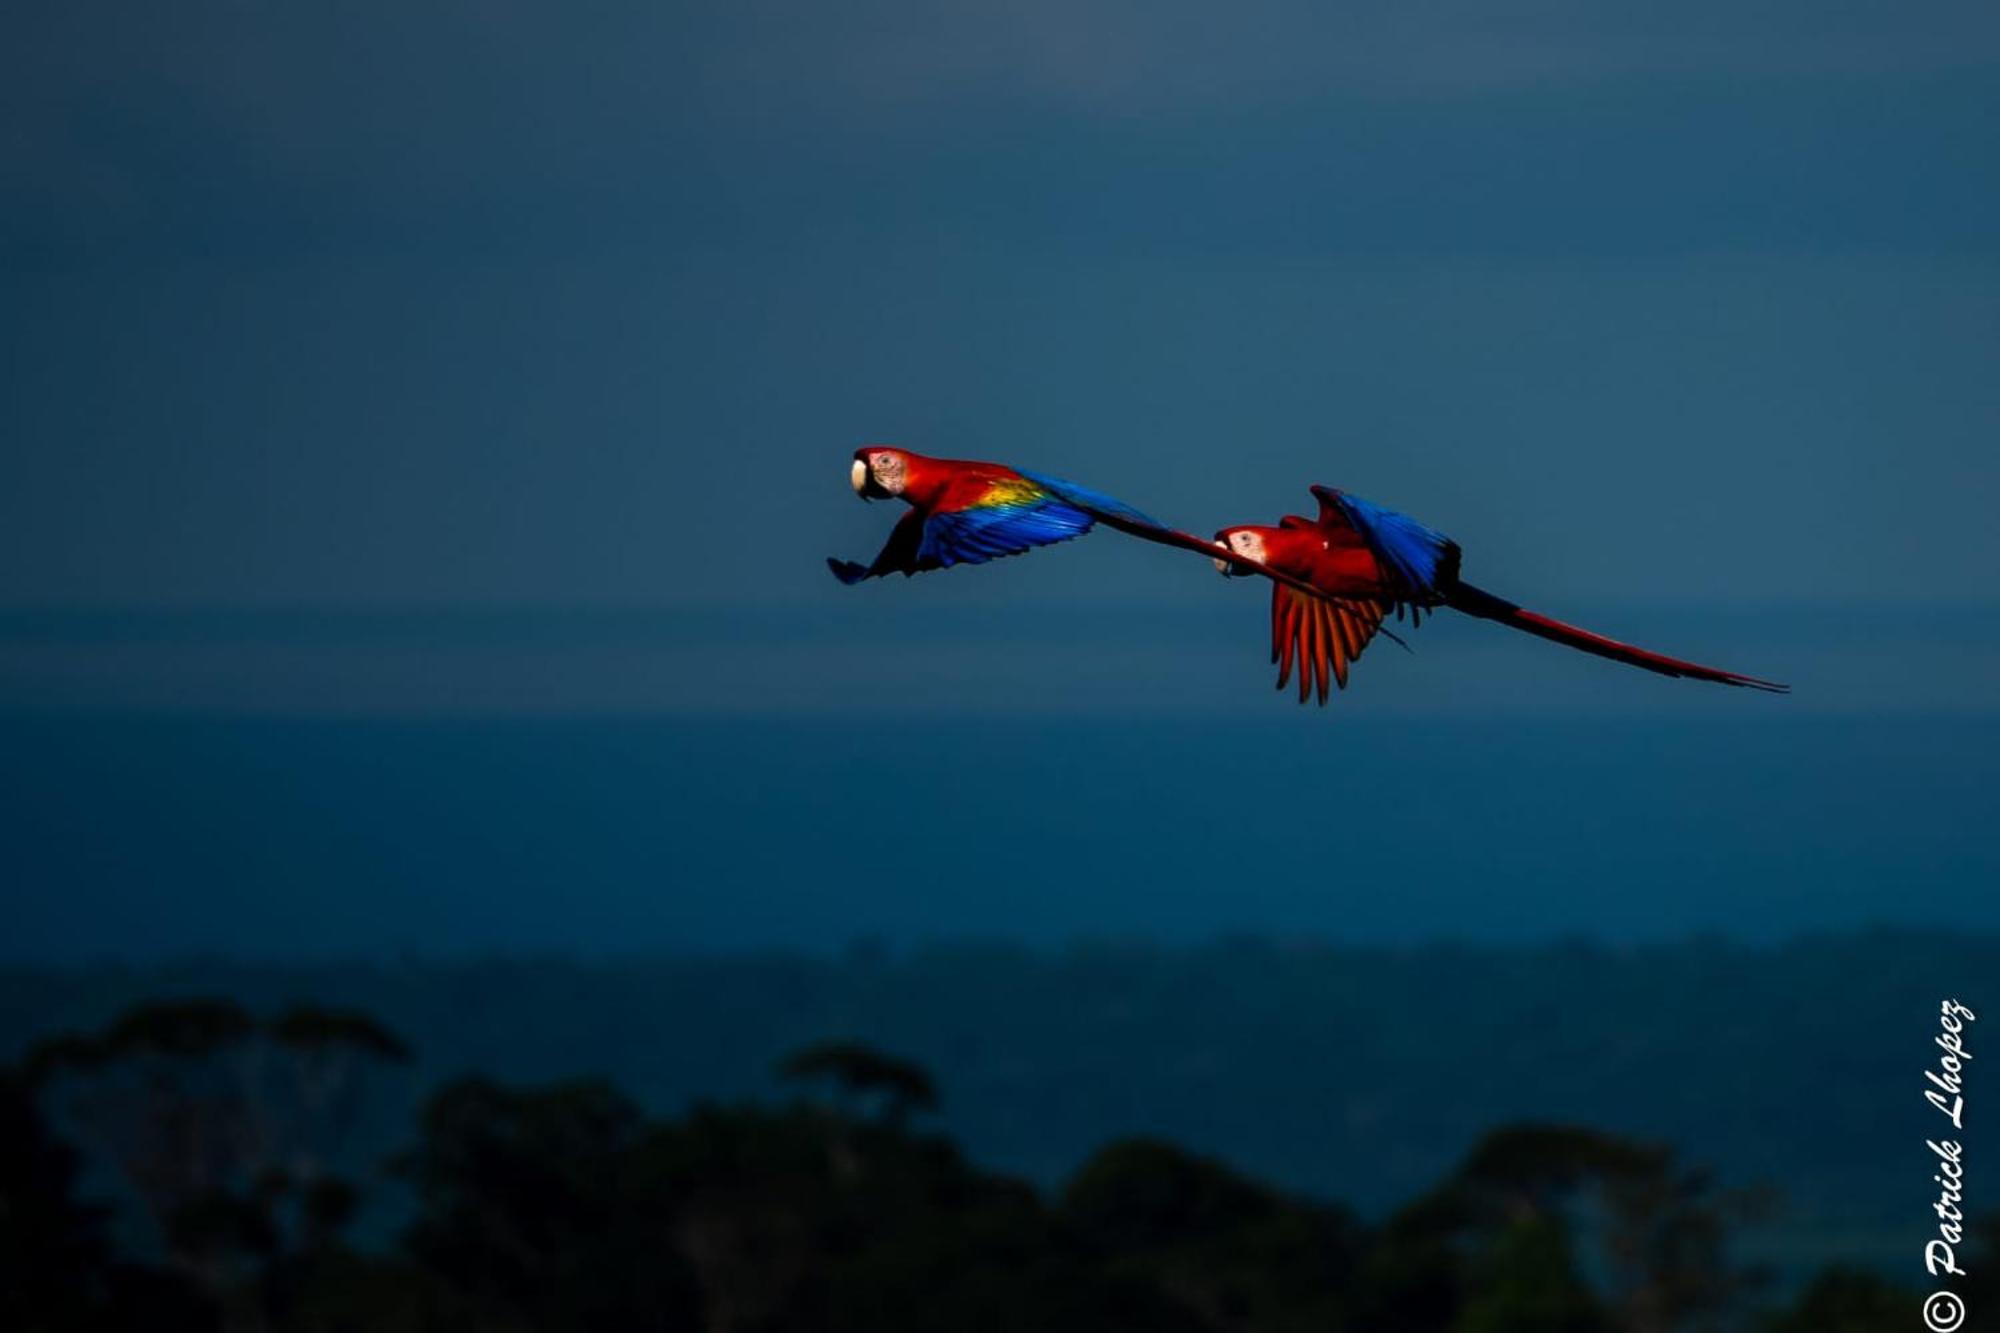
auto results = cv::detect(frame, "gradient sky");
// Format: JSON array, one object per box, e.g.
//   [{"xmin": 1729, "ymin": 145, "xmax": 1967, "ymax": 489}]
[
  {"xmin": 5, "ymin": 0, "xmax": 1997, "ymax": 623},
  {"xmin": 4, "ymin": 3, "xmax": 2000, "ymax": 959}
]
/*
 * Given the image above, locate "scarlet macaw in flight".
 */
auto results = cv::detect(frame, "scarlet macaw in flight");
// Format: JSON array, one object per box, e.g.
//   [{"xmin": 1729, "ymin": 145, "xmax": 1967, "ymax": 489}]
[
  {"xmin": 1177, "ymin": 485, "xmax": 1789, "ymax": 701},
  {"xmin": 826, "ymin": 446, "xmax": 1166, "ymax": 584},
  {"xmin": 829, "ymin": 447, "xmax": 1788, "ymax": 701},
  {"xmin": 829, "ymin": 446, "xmax": 1319, "ymax": 591}
]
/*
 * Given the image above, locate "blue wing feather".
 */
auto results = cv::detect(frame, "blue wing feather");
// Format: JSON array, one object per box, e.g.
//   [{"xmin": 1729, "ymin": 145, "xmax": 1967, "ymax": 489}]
[
  {"xmin": 838, "ymin": 466, "xmax": 1163, "ymax": 578},
  {"xmin": 1015, "ymin": 469, "xmax": 1164, "ymax": 529},
  {"xmin": 917, "ymin": 497, "xmax": 1095, "ymax": 569},
  {"xmin": 1327, "ymin": 489, "xmax": 1460, "ymax": 597}
]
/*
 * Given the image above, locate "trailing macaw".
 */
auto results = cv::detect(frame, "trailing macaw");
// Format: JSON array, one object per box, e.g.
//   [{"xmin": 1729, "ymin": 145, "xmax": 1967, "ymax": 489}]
[{"xmin": 1117, "ymin": 484, "xmax": 1791, "ymax": 702}]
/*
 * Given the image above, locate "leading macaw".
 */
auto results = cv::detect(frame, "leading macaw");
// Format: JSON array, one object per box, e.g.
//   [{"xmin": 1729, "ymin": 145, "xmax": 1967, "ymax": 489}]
[{"xmin": 829, "ymin": 446, "xmax": 1269, "ymax": 585}]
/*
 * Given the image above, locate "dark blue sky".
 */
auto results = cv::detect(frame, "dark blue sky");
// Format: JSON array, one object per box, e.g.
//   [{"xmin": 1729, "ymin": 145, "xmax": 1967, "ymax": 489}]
[
  {"xmin": 4, "ymin": 0, "xmax": 1997, "ymax": 624},
  {"xmin": 2, "ymin": 3, "xmax": 1997, "ymax": 958}
]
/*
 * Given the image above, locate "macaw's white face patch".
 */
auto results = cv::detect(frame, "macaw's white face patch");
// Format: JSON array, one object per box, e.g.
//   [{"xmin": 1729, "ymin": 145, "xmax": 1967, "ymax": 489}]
[
  {"xmin": 866, "ymin": 450, "xmax": 908, "ymax": 496},
  {"xmin": 1213, "ymin": 528, "xmax": 1266, "ymax": 574}
]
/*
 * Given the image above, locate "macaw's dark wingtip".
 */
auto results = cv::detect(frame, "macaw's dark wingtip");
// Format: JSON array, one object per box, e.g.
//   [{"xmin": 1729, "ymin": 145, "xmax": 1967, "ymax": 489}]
[{"xmin": 827, "ymin": 557, "xmax": 869, "ymax": 586}]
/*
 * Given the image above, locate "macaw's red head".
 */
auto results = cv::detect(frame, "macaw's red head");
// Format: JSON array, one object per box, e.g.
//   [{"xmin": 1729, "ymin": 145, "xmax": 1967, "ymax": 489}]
[
  {"xmin": 1212, "ymin": 526, "xmax": 1269, "ymax": 576},
  {"xmin": 850, "ymin": 446, "xmax": 912, "ymax": 500}
]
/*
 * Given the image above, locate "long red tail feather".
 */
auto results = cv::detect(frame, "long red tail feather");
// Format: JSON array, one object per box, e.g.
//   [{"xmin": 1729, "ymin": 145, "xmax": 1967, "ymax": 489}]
[{"xmin": 1445, "ymin": 583, "xmax": 1788, "ymax": 693}]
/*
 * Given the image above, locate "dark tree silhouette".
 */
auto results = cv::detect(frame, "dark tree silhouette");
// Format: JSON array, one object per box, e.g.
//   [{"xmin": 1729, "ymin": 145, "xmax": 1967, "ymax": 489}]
[
  {"xmin": 0, "ymin": 1063, "xmax": 117, "ymax": 1330},
  {"xmin": 777, "ymin": 1041, "xmax": 940, "ymax": 1127},
  {"xmin": 0, "ymin": 1063, "xmax": 216, "ymax": 1332},
  {"xmin": 2, "ymin": 999, "xmax": 1901, "ymax": 1333},
  {"xmin": 1451, "ymin": 1214, "xmax": 1609, "ymax": 1333},
  {"xmin": 25, "ymin": 997, "xmax": 413, "ymax": 1331},
  {"xmin": 266, "ymin": 1005, "xmax": 413, "ymax": 1247},
  {"xmin": 402, "ymin": 1076, "xmax": 702, "ymax": 1331},
  {"xmin": 1063, "ymin": 1137, "xmax": 1364, "ymax": 1332},
  {"xmin": 1361, "ymin": 1124, "xmax": 1767, "ymax": 1333},
  {"xmin": 29, "ymin": 998, "xmax": 271, "ymax": 1300},
  {"xmin": 1765, "ymin": 1265, "xmax": 1913, "ymax": 1332}
]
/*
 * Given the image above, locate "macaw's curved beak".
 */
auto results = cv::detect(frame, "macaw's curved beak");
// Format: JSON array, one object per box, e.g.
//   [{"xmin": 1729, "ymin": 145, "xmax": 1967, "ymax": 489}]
[{"xmin": 850, "ymin": 458, "xmax": 871, "ymax": 499}]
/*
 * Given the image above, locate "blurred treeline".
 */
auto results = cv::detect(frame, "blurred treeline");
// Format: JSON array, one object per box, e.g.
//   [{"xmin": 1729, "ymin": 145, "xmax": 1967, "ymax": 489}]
[
  {"xmin": 4, "ymin": 999, "xmax": 1984, "ymax": 1332},
  {"xmin": 3, "ymin": 933, "xmax": 1977, "ymax": 1240}
]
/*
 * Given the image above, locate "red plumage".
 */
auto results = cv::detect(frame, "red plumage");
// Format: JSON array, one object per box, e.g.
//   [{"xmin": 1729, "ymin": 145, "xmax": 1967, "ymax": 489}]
[{"xmin": 829, "ymin": 449, "xmax": 1789, "ymax": 703}]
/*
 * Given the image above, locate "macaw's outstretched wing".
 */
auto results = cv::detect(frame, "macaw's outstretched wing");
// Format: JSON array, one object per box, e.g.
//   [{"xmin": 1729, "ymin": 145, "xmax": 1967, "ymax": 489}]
[
  {"xmin": 1271, "ymin": 585, "xmax": 1388, "ymax": 704},
  {"xmin": 1311, "ymin": 486, "xmax": 1461, "ymax": 601},
  {"xmin": 829, "ymin": 469, "xmax": 1131, "ymax": 584},
  {"xmin": 1014, "ymin": 470, "xmax": 1165, "ymax": 531},
  {"xmin": 915, "ymin": 483, "xmax": 1097, "ymax": 570},
  {"xmin": 828, "ymin": 510, "xmax": 934, "ymax": 584}
]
